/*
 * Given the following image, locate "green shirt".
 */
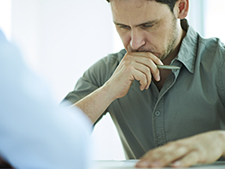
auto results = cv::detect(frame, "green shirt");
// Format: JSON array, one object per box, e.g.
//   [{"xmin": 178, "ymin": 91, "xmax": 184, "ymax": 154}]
[{"xmin": 64, "ymin": 19, "xmax": 225, "ymax": 159}]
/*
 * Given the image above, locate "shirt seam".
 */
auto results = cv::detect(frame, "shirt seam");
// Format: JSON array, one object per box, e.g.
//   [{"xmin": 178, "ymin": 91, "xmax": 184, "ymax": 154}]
[{"xmin": 218, "ymin": 52, "xmax": 225, "ymax": 101}]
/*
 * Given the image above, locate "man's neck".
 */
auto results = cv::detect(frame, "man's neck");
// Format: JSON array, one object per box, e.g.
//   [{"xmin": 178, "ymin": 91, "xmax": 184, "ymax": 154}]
[
  {"xmin": 153, "ymin": 28, "xmax": 187, "ymax": 91},
  {"xmin": 163, "ymin": 29, "xmax": 187, "ymax": 65}
]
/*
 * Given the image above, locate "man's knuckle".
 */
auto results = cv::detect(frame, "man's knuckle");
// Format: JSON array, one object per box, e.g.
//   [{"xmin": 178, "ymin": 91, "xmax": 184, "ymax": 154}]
[
  {"xmin": 144, "ymin": 67, "xmax": 150, "ymax": 73},
  {"xmin": 147, "ymin": 58, "xmax": 154, "ymax": 65},
  {"xmin": 141, "ymin": 74, "xmax": 147, "ymax": 81},
  {"xmin": 124, "ymin": 64, "xmax": 133, "ymax": 71}
]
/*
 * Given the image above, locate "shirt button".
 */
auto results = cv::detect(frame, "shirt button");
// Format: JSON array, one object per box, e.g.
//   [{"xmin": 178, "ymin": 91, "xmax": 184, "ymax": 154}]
[{"xmin": 154, "ymin": 111, "xmax": 161, "ymax": 117}]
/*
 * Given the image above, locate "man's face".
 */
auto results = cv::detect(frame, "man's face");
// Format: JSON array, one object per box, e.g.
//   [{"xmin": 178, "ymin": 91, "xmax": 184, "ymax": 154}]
[{"xmin": 111, "ymin": 0, "xmax": 180, "ymax": 61}]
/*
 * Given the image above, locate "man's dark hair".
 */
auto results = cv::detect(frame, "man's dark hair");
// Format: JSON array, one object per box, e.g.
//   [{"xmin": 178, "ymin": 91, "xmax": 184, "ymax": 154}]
[{"xmin": 106, "ymin": 0, "xmax": 179, "ymax": 13}]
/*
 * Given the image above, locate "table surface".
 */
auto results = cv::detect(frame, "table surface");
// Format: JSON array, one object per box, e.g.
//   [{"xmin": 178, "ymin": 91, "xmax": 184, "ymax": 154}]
[{"xmin": 93, "ymin": 160, "xmax": 225, "ymax": 169}]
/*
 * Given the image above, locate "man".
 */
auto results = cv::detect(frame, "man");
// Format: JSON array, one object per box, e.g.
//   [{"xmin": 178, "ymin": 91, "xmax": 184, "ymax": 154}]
[
  {"xmin": 63, "ymin": 0, "xmax": 225, "ymax": 168},
  {"xmin": 0, "ymin": 29, "xmax": 92, "ymax": 169}
]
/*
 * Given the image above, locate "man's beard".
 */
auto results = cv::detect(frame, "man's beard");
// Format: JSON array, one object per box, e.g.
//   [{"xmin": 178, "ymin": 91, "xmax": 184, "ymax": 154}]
[{"xmin": 159, "ymin": 16, "xmax": 178, "ymax": 61}]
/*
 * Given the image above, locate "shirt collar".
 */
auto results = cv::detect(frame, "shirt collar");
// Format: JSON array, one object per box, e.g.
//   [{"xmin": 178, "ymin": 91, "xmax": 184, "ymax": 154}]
[{"xmin": 174, "ymin": 19, "xmax": 199, "ymax": 74}]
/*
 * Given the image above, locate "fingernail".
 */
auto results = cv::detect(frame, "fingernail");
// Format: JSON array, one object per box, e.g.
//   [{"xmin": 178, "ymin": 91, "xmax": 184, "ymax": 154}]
[
  {"xmin": 157, "ymin": 75, "xmax": 160, "ymax": 81},
  {"xmin": 173, "ymin": 161, "xmax": 181, "ymax": 167},
  {"xmin": 152, "ymin": 161, "xmax": 162, "ymax": 167},
  {"xmin": 136, "ymin": 161, "xmax": 149, "ymax": 167}
]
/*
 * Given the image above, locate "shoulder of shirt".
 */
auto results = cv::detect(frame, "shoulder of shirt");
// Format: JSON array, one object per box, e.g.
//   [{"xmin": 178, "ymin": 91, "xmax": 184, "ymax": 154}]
[
  {"xmin": 101, "ymin": 49, "xmax": 126, "ymax": 63},
  {"xmin": 86, "ymin": 49, "xmax": 126, "ymax": 71},
  {"xmin": 82, "ymin": 49, "xmax": 126, "ymax": 84},
  {"xmin": 198, "ymin": 36, "xmax": 225, "ymax": 54}
]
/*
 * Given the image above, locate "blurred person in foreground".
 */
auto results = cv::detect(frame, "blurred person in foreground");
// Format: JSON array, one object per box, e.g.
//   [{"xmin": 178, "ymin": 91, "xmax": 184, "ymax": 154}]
[
  {"xmin": 0, "ymin": 29, "xmax": 92, "ymax": 169},
  {"xmin": 63, "ymin": 0, "xmax": 225, "ymax": 168}
]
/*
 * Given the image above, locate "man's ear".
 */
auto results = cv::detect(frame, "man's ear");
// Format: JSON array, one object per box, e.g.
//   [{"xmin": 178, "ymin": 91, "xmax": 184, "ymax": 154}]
[{"xmin": 174, "ymin": 0, "xmax": 189, "ymax": 19}]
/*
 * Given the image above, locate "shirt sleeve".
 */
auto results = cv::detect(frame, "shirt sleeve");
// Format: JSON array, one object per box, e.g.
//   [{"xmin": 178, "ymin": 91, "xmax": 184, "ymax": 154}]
[{"xmin": 0, "ymin": 30, "xmax": 92, "ymax": 169}]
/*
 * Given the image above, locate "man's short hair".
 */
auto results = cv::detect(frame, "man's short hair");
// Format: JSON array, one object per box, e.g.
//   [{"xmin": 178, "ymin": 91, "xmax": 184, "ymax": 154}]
[{"xmin": 106, "ymin": 0, "xmax": 179, "ymax": 13}]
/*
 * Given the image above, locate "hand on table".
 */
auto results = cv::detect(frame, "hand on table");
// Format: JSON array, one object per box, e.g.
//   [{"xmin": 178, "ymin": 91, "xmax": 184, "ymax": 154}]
[
  {"xmin": 136, "ymin": 130, "xmax": 225, "ymax": 168},
  {"xmin": 104, "ymin": 52, "xmax": 163, "ymax": 99}
]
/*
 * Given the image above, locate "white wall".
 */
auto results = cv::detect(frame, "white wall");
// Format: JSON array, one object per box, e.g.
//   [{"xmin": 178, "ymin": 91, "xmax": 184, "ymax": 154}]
[
  {"xmin": 11, "ymin": 0, "xmax": 125, "ymax": 160},
  {"xmin": 204, "ymin": 0, "xmax": 225, "ymax": 42},
  {"xmin": 11, "ymin": 0, "xmax": 114, "ymax": 98},
  {"xmin": 0, "ymin": 0, "xmax": 11, "ymax": 40},
  {"xmin": 187, "ymin": 0, "xmax": 206, "ymax": 36}
]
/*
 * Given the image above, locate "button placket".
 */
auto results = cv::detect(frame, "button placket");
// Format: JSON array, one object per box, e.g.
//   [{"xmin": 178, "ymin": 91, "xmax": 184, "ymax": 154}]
[
  {"xmin": 152, "ymin": 99, "xmax": 165, "ymax": 148},
  {"xmin": 152, "ymin": 73, "xmax": 177, "ymax": 148}
]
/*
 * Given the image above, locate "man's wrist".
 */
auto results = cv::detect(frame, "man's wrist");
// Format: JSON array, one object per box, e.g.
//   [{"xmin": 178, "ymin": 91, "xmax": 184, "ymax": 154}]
[{"xmin": 101, "ymin": 82, "xmax": 118, "ymax": 101}]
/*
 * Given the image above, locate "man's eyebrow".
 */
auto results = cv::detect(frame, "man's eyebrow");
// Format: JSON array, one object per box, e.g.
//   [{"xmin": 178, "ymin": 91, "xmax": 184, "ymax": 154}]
[
  {"xmin": 113, "ymin": 20, "xmax": 158, "ymax": 26},
  {"xmin": 139, "ymin": 20, "xmax": 158, "ymax": 25},
  {"xmin": 113, "ymin": 21, "xmax": 126, "ymax": 26}
]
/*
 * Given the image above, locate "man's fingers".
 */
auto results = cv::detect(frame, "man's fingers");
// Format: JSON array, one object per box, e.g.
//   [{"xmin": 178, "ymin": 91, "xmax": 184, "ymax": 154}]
[
  {"xmin": 136, "ymin": 131, "xmax": 225, "ymax": 168},
  {"xmin": 132, "ymin": 70, "xmax": 149, "ymax": 91},
  {"xmin": 154, "ymin": 145, "xmax": 190, "ymax": 167},
  {"xmin": 133, "ymin": 62, "xmax": 152, "ymax": 89},
  {"xmin": 136, "ymin": 143, "xmax": 190, "ymax": 168},
  {"xmin": 171, "ymin": 151, "xmax": 199, "ymax": 168},
  {"xmin": 134, "ymin": 58, "xmax": 160, "ymax": 82},
  {"xmin": 123, "ymin": 56, "xmax": 155, "ymax": 90},
  {"xmin": 125, "ymin": 53, "xmax": 161, "ymax": 82},
  {"xmin": 129, "ymin": 52, "xmax": 163, "ymax": 66},
  {"xmin": 132, "ymin": 52, "xmax": 163, "ymax": 80},
  {"xmin": 116, "ymin": 51, "xmax": 162, "ymax": 92}
]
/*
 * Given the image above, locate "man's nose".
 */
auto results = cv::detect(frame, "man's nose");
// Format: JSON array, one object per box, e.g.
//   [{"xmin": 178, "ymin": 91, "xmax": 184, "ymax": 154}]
[{"xmin": 130, "ymin": 29, "xmax": 145, "ymax": 51}]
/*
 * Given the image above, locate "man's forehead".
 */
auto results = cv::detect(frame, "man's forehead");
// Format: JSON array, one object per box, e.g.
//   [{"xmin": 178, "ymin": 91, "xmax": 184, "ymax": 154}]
[
  {"xmin": 110, "ymin": 0, "xmax": 166, "ymax": 10},
  {"xmin": 111, "ymin": 0, "xmax": 169, "ymax": 25}
]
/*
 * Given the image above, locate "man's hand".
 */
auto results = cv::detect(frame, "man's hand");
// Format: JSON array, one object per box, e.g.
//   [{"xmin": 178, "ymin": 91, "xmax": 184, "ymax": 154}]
[
  {"xmin": 74, "ymin": 52, "xmax": 163, "ymax": 123},
  {"xmin": 103, "ymin": 52, "xmax": 163, "ymax": 99},
  {"xmin": 136, "ymin": 131, "xmax": 225, "ymax": 168}
]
